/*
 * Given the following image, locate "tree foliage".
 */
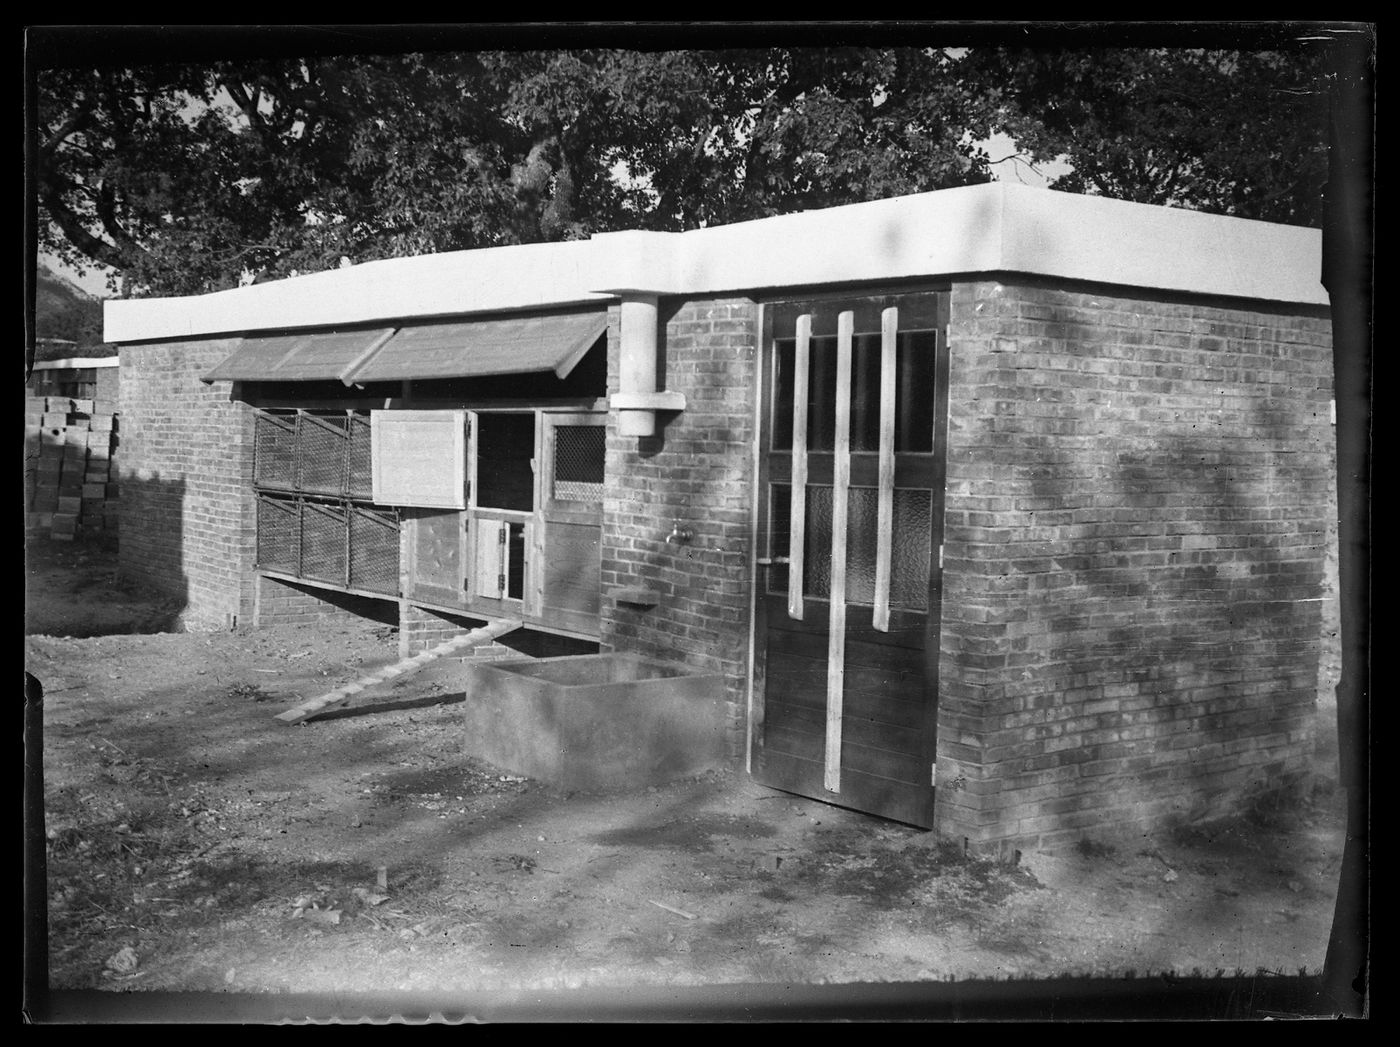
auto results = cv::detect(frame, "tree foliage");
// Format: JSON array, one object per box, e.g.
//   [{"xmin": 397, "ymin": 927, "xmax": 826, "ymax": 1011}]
[
  {"xmin": 36, "ymin": 45, "xmax": 1331, "ymax": 298},
  {"xmin": 962, "ymin": 47, "xmax": 1331, "ymax": 227}
]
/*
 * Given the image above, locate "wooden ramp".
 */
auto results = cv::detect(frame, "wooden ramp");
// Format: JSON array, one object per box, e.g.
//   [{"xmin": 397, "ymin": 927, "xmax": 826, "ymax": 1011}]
[{"xmin": 274, "ymin": 618, "xmax": 522, "ymax": 725}]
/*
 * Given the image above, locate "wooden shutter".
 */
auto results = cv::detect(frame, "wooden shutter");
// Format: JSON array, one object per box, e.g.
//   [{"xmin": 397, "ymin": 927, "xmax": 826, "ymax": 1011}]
[{"xmin": 370, "ymin": 410, "xmax": 467, "ymax": 508}]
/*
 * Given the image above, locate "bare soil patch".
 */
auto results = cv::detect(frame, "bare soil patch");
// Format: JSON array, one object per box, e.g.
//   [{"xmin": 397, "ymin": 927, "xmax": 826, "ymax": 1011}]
[{"xmin": 26, "ymin": 537, "xmax": 1348, "ymax": 1012}]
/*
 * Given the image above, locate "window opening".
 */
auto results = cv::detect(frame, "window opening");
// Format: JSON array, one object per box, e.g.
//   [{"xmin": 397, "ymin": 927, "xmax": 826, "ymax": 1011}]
[
  {"xmin": 773, "ymin": 329, "xmax": 936, "ymax": 453},
  {"xmin": 475, "ymin": 412, "xmax": 536, "ymax": 511},
  {"xmin": 507, "ymin": 522, "xmax": 526, "ymax": 600},
  {"xmin": 768, "ymin": 483, "xmax": 931, "ymax": 612}
]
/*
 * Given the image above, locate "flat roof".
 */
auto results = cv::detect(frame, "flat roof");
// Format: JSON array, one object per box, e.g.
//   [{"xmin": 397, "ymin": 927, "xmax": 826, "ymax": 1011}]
[{"xmin": 105, "ymin": 183, "xmax": 1328, "ymax": 344}]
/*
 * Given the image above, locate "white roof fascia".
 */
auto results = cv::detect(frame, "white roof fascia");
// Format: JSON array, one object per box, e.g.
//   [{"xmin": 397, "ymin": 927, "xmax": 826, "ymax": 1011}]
[
  {"xmin": 991, "ymin": 184, "xmax": 1328, "ymax": 307},
  {"xmin": 105, "ymin": 183, "xmax": 1328, "ymax": 344},
  {"xmin": 104, "ymin": 238, "xmax": 614, "ymax": 344},
  {"xmin": 29, "ymin": 356, "xmax": 121, "ymax": 370}
]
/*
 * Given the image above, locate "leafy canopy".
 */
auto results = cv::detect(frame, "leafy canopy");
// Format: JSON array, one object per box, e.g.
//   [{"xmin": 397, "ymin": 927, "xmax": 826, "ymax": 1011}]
[
  {"xmin": 961, "ymin": 47, "xmax": 1331, "ymax": 227},
  {"xmin": 36, "ymin": 46, "xmax": 1331, "ymax": 298}
]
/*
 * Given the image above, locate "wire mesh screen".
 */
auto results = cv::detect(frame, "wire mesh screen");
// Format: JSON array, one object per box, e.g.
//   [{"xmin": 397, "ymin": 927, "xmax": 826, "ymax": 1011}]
[
  {"xmin": 254, "ymin": 411, "xmax": 298, "ymax": 490},
  {"xmin": 552, "ymin": 424, "xmax": 605, "ymax": 502},
  {"xmin": 349, "ymin": 506, "xmax": 400, "ymax": 595},
  {"xmin": 300, "ymin": 500, "xmax": 348, "ymax": 585},
  {"xmin": 297, "ymin": 414, "xmax": 349, "ymax": 496},
  {"xmin": 256, "ymin": 494, "xmax": 301, "ymax": 574},
  {"xmin": 347, "ymin": 413, "xmax": 374, "ymax": 500}
]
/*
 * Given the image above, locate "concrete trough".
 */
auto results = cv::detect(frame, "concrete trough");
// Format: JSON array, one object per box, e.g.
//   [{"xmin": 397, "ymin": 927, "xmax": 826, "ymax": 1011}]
[{"xmin": 463, "ymin": 653, "xmax": 726, "ymax": 790}]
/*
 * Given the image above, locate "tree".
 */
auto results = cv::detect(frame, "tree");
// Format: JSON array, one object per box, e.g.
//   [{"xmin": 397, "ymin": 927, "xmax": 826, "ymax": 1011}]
[
  {"xmin": 962, "ymin": 47, "xmax": 1332, "ymax": 227},
  {"xmin": 35, "ymin": 44, "xmax": 1331, "ymax": 298},
  {"xmin": 36, "ymin": 48, "xmax": 1002, "ymax": 297}
]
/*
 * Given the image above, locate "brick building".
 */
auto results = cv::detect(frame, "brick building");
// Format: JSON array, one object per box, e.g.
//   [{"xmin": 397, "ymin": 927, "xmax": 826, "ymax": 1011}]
[{"xmin": 104, "ymin": 183, "xmax": 1335, "ymax": 852}]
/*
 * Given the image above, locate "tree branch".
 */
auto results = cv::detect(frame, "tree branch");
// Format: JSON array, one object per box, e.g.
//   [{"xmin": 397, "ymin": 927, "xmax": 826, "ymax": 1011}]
[
  {"xmin": 39, "ymin": 186, "xmax": 133, "ymax": 272},
  {"xmin": 213, "ymin": 241, "xmax": 286, "ymax": 264},
  {"xmin": 41, "ymin": 105, "xmax": 95, "ymax": 159},
  {"xmin": 221, "ymin": 77, "xmax": 275, "ymax": 145},
  {"xmin": 94, "ymin": 182, "xmax": 142, "ymax": 255}
]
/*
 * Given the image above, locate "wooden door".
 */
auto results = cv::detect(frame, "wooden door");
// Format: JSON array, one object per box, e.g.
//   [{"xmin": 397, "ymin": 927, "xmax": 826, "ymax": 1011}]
[
  {"xmin": 406, "ymin": 507, "xmax": 470, "ymax": 608},
  {"xmin": 538, "ymin": 412, "xmax": 605, "ymax": 636},
  {"xmin": 751, "ymin": 292, "xmax": 950, "ymax": 828},
  {"xmin": 466, "ymin": 411, "xmax": 537, "ymax": 618}
]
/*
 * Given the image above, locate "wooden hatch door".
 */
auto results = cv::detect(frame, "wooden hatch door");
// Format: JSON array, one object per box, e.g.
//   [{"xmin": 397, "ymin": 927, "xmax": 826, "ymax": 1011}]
[
  {"xmin": 537, "ymin": 412, "xmax": 605, "ymax": 636},
  {"xmin": 467, "ymin": 411, "xmax": 537, "ymax": 617},
  {"xmin": 751, "ymin": 292, "xmax": 950, "ymax": 828},
  {"xmin": 384, "ymin": 410, "xmax": 470, "ymax": 610}
]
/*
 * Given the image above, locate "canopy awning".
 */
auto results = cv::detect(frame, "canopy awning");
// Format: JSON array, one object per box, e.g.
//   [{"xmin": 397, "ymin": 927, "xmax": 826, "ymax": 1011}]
[
  {"xmin": 347, "ymin": 311, "xmax": 607, "ymax": 385},
  {"xmin": 202, "ymin": 328, "xmax": 395, "ymax": 384},
  {"xmin": 202, "ymin": 310, "xmax": 608, "ymax": 386}
]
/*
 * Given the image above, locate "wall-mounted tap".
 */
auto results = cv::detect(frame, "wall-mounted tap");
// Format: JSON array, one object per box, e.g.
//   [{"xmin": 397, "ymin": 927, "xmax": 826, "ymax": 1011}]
[{"xmin": 666, "ymin": 524, "xmax": 694, "ymax": 545}]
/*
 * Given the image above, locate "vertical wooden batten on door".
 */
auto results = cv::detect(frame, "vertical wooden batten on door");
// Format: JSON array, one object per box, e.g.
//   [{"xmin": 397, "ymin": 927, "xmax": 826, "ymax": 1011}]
[
  {"xmin": 787, "ymin": 313, "xmax": 811, "ymax": 622},
  {"xmin": 873, "ymin": 306, "xmax": 898, "ymax": 633},
  {"xmin": 824, "ymin": 309, "xmax": 854, "ymax": 794}
]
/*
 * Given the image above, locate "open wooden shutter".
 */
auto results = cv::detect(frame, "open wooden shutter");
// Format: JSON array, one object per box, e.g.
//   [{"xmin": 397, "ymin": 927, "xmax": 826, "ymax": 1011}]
[{"xmin": 370, "ymin": 410, "xmax": 467, "ymax": 508}]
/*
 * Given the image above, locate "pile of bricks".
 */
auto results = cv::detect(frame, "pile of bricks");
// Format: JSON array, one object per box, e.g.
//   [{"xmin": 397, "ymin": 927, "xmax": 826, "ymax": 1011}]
[{"xmin": 25, "ymin": 392, "xmax": 120, "ymax": 541}]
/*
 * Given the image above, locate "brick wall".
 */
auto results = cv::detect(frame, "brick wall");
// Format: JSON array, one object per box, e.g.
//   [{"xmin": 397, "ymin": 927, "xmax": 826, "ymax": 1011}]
[
  {"xmin": 400, "ymin": 605, "xmax": 597, "ymax": 660},
  {"xmin": 598, "ymin": 297, "xmax": 759, "ymax": 759},
  {"xmin": 934, "ymin": 278, "xmax": 1335, "ymax": 853},
  {"xmin": 400, "ymin": 605, "xmax": 515, "ymax": 659},
  {"xmin": 118, "ymin": 340, "xmax": 257, "ymax": 631},
  {"xmin": 255, "ymin": 575, "xmax": 398, "ymax": 629}
]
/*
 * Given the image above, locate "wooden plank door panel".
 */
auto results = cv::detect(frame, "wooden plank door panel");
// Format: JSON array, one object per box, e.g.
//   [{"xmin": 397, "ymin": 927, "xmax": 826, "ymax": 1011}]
[
  {"xmin": 407, "ymin": 508, "xmax": 469, "ymax": 608},
  {"xmin": 474, "ymin": 518, "xmax": 508, "ymax": 600}
]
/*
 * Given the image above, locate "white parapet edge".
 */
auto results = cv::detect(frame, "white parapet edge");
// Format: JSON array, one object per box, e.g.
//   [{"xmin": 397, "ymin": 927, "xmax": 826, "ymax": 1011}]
[{"xmin": 105, "ymin": 183, "xmax": 1328, "ymax": 344}]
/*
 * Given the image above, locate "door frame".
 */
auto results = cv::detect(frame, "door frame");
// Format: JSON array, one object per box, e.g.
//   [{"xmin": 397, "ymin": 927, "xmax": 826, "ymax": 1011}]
[
  {"xmin": 537, "ymin": 410, "xmax": 608, "ymax": 635},
  {"xmin": 466, "ymin": 408, "xmax": 541, "ymax": 618}
]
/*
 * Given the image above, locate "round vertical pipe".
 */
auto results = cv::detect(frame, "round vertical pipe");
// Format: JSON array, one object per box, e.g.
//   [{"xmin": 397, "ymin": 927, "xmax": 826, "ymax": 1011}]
[{"xmin": 617, "ymin": 294, "xmax": 660, "ymax": 437}]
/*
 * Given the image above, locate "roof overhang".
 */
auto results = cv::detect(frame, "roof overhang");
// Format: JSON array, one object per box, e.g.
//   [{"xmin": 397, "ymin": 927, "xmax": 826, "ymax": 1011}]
[
  {"xmin": 106, "ymin": 183, "xmax": 1328, "ymax": 345},
  {"xmin": 200, "ymin": 327, "xmax": 395, "ymax": 384},
  {"xmin": 201, "ymin": 310, "xmax": 607, "ymax": 386}
]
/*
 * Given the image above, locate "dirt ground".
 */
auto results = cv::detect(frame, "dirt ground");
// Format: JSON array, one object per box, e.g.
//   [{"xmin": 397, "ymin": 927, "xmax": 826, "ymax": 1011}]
[{"xmin": 25, "ymin": 536, "xmax": 1352, "ymax": 1017}]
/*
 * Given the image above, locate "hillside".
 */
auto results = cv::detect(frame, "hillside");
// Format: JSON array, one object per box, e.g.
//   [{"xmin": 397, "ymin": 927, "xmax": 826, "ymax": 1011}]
[{"xmin": 34, "ymin": 264, "xmax": 108, "ymax": 360}]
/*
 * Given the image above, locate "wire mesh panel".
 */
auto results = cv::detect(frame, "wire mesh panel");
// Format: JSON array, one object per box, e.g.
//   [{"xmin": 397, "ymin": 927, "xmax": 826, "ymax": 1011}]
[
  {"xmin": 256, "ymin": 494, "xmax": 301, "ymax": 574},
  {"xmin": 346, "ymin": 412, "xmax": 374, "ymax": 501},
  {"xmin": 300, "ymin": 500, "xmax": 349, "ymax": 586},
  {"xmin": 253, "ymin": 409, "xmax": 402, "ymax": 595},
  {"xmin": 552, "ymin": 424, "xmax": 605, "ymax": 503},
  {"xmin": 254, "ymin": 410, "xmax": 299, "ymax": 490},
  {"xmin": 297, "ymin": 413, "xmax": 349, "ymax": 496},
  {"xmin": 349, "ymin": 506, "xmax": 400, "ymax": 595}
]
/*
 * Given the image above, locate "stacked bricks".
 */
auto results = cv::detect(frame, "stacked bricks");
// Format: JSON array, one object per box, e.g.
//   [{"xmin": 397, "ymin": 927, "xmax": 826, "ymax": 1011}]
[
  {"xmin": 117, "ymin": 339, "xmax": 259, "ymax": 631},
  {"xmin": 24, "ymin": 365, "xmax": 121, "ymax": 541},
  {"xmin": 934, "ymin": 278, "xmax": 1335, "ymax": 855},
  {"xmin": 598, "ymin": 297, "xmax": 759, "ymax": 761}
]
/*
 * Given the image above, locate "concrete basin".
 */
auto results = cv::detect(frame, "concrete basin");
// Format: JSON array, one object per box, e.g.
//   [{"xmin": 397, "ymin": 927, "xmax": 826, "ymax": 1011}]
[{"xmin": 463, "ymin": 653, "xmax": 726, "ymax": 790}]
